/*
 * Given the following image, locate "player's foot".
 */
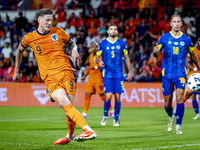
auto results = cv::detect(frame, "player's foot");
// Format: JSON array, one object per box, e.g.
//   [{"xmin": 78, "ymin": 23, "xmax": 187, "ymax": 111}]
[
  {"xmin": 54, "ymin": 137, "xmax": 71, "ymax": 145},
  {"xmin": 82, "ymin": 113, "xmax": 87, "ymax": 118},
  {"xmin": 176, "ymin": 125, "xmax": 182, "ymax": 134},
  {"xmin": 73, "ymin": 129, "xmax": 97, "ymax": 142},
  {"xmin": 109, "ymin": 110, "xmax": 114, "ymax": 118},
  {"xmin": 193, "ymin": 114, "xmax": 200, "ymax": 120},
  {"xmin": 167, "ymin": 116, "xmax": 174, "ymax": 132},
  {"xmin": 53, "ymin": 133, "xmax": 75, "ymax": 145},
  {"xmin": 100, "ymin": 116, "xmax": 107, "ymax": 126},
  {"xmin": 113, "ymin": 119, "xmax": 119, "ymax": 126}
]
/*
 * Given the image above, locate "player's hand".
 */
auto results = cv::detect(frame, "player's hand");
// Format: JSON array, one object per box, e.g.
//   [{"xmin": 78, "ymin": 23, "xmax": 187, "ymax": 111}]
[
  {"xmin": 153, "ymin": 43, "xmax": 159, "ymax": 57},
  {"xmin": 72, "ymin": 50, "xmax": 82, "ymax": 67},
  {"xmin": 81, "ymin": 76, "xmax": 85, "ymax": 82},
  {"xmin": 12, "ymin": 72, "xmax": 21, "ymax": 82},
  {"xmin": 127, "ymin": 72, "xmax": 132, "ymax": 82},
  {"xmin": 99, "ymin": 61, "xmax": 105, "ymax": 67}
]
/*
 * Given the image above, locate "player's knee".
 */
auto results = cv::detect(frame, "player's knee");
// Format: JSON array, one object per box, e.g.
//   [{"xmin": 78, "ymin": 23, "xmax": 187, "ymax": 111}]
[{"xmin": 176, "ymin": 95, "xmax": 183, "ymax": 103}]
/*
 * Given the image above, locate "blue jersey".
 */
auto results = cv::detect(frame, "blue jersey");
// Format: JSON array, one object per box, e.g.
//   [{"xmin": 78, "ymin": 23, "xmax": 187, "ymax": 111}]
[
  {"xmin": 97, "ymin": 38, "xmax": 128, "ymax": 78},
  {"xmin": 158, "ymin": 31, "xmax": 194, "ymax": 79}
]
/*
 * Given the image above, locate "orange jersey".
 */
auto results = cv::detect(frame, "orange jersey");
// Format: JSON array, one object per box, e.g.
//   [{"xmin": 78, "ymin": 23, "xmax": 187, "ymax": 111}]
[
  {"xmin": 187, "ymin": 46, "xmax": 200, "ymax": 68},
  {"xmin": 21, "ymin": 27, "xmax": 73, "ymax": 81},
  {"xmin": 86, "ymin": 54, "xmax": 103, "ymax": 83}
]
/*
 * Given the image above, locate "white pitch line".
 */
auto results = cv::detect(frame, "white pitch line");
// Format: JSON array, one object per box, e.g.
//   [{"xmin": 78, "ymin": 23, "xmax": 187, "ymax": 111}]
[
  {"xmin": 0, "ymin": 117, "xmax": 103, "ymax": 122},
  {"xmin": 132, "ymin": 143, "xmax": 200, "ymax": 150}
]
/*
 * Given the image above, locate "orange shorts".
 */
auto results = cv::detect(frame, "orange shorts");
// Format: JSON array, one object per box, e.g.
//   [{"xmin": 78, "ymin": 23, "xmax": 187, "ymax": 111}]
[
  {"xmin": 187, "ymin": 70, "xmax": 196, "ymax": 79},
  {"xmin": 45, "ymin": 70, "xmax": 76, "ymax": 101},
  {"xmin": 85, "ymin": 82, "xmax": 104, "ymax": 94}
]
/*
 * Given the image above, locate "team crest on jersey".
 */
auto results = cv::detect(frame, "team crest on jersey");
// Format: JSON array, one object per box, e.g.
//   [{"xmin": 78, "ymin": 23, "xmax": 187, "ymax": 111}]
[
  {"xmin": 180, "ymin": 41, "xmax": 185, "ymax": 46},
  {"xmin": 116, "ymin": 45, "xmax": 120, "ymax": 49},
  {"xmin": 51, "ymin": 34, "xmax": 58, "ymax": 43}
]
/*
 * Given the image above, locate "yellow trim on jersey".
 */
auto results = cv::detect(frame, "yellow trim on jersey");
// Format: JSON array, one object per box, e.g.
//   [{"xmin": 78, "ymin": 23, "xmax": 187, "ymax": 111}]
[
  {"xmin": 185, "ymin": 67, "xmax": 187, "ymax": 75},
  {"xmin": 189, "ymin": 47, "xmax": 194, "ymax": 52},
  {"xmin": 158, "ymin": 44, "xmax": 162, "ymax": 51},
  {"xmin": 106, "ymin": 37, "xmax": 118, "ymax": 44},
  {"xmin": 102, "ymin": 69, "xmax": 105, "ymax": 77},
  {"xmin": 170, "ymin": 31, "xmax": 183, "ymax": 39},
  {"xmin": 97, "ymin": 50, "xmax": 102, "ymax": 56},
  {"xmin": 123, "ymin": 49, "xmax": 128, "ymax": 55},
  {"xmin": 161, "ymin": 68, "xmax": 165, "ymax": 76}
]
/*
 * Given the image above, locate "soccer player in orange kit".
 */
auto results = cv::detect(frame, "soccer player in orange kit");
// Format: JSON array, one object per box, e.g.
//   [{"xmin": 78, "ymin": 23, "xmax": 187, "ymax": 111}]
[
  {"xmin": 81, "ymin": 42, "xmax": 114, "ymax": 118},
  {"xmin": 12, "ymin": 8, "xmax": 97, "ymax": 144}
]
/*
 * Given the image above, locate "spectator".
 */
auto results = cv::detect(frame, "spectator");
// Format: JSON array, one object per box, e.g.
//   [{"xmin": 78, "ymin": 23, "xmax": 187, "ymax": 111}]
[
  {"xmin": 20, "ymin": 28, "xmax": 27, "ymax": 40},
  {"xmin": 0, "ymin": 33, "xmax": 11, "ymax": 49},
  {"xmin": 77, "ymin": 20, "xmax": 87, "ymax": 35},
  {"xmin": 52, "ymin": 14, "xmax": 58, "ymax": 27},
  {"xmin": 139, "ymin": 70, "xmax": 152, "ymax": 82},
  {"xmin": 28, "ymin": 21, "xmax": 38, "ymax": 33},
  {"xmin": 0, "ymin": 15, "xmax": 5, "ymax": 27},
  {"xmin": 4, "ymin": 26, "xmax": 10, "ymax": 38},
  {"xmin": 4, "ymin": 15, "xmax": 13, "ymax": 29},
  {"xmin": 10, "ymin": 23, "xmax": 21, "ymax": 41},
  {"xmin": 86, "ymin": 32, "xmax": 96, "ymax": 48},
  {"xmin": 55, "ymin": 3, "xmax": 67, "ymax": 29},
  {"xmin": 12, "ymin": 34, "xmax": 19, "ymax": 46},
  {"xmin": 138, "ymin": 0, "xmax": 149, "ymax": 12},
  {"xmin": 186, "ymin": 21, "xmax": 196, "ymax": 44},
  {"xmin": 25, "ymin": 61, "xmax": 37, "ymax": 76},
  {"xmin": 108, "ymin": 16, "xmax": 118, "ymax": 26},
  {"xmin": 95, "ymin": 31, "xmax": 106, "ymax": 43},
  {"xmin": 183, "ymin": 11, "xmax": 196, "ymax": 26},
  {"xmin": 76, "ymin": 12, "xmax": 86, "ymax": 27},
  {"xmin": 16, "ymin": 12, "xmax": 28, "ymax": 30},
  {"xmin": 86, "ymin": 12, "xmax": 98, "ymax": 28},
  {"xmin": 1, "ymin": 42, "xmax": 12, "ymax": 59},
  {"xmin": 65, "ymin": 22, "xmax": 76, "ymax": 35},
  {"xmin": 136, "ymin": 18, "xmax": 150, "ymax": 47},
  {"xmin": 0, "ymin": 53, "xmax": 7, "ymax": 68},
  {"xmin": 68, "ymin": 12, "xmax": 76, "ymax": 27},
  {"xmin": 87, "ymin": 22, "xmax": 97, "ymax": 36}
]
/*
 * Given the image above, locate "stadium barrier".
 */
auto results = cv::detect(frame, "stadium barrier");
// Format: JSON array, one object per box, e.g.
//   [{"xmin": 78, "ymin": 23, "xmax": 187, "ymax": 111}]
[{"xmin": 0, "ymin": 83, "xmax": 197, "ymax": 107}]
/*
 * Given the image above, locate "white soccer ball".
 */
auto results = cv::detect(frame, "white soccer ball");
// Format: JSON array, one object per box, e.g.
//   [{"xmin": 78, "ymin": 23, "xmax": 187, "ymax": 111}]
[{"xmin": 188, "ymin": 73, "xmax": 200, "ymax": 92}]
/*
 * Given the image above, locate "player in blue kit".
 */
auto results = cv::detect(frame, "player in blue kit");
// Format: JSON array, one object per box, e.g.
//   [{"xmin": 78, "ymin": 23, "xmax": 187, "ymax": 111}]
[
  {"xmin": 96, "ymin": 23, "xmax": 132, "ymax": 126},
  {"xmin": 153, "ymin": 15, "xmax": 200, "ymax": 134}
]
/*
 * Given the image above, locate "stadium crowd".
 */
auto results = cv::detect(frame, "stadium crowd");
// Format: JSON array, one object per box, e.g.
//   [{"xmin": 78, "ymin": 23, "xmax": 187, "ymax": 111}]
[{"xmin": 0, "ymin": 0, "xmax": 200, "ymax": 83}]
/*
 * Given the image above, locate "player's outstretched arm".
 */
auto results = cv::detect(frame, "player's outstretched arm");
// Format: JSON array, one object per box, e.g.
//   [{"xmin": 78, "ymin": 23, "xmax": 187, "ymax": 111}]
[
  {"xmin": 96, "ymin": 55, "xmax": 105, "ymax": 67},
  {"xmin": 124, "ymin": 54, "xmax": 132, "ymax": 82},
  {"xmin": 13, "ymin": 43, "xmax": 26, "ymax": 82},
  {"xmin": 65, "ymin": 39, "xmax": 82, "ymax": 67},
  {"xmin": 153, "ymin": 43, "xmax": 161, "ymax": 57},
  {"xmin": 189, "ymin": 50, "xmax": 200, "ymax": 72}
]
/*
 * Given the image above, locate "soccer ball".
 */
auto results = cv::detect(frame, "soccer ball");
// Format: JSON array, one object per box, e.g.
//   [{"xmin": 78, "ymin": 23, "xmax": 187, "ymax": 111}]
[{"xmin": 188, "ymin": 73, "xmax": 200, "ymax": 92}]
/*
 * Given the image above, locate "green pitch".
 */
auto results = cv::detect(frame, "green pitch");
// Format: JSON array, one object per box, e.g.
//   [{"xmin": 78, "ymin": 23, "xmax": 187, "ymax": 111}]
[{"xmin": 0, "ymin": 107, "xmax": 200, "ymax": 150}]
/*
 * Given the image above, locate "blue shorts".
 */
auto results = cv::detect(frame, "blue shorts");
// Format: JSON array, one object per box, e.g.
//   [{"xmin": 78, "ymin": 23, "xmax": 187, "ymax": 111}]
[
  {"xmin": 103, "ymin": 76, "xmax": 125, "ymax": 94},
  {"xmin": 162, "ymin": 76, "xmax": 186, "ymax": 96}
]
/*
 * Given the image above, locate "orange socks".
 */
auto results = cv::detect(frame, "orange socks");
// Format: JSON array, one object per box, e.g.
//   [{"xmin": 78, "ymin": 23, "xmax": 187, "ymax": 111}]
[
  {"xmin": 66, "ymin": 117, "xmax": 76, "ymax": 135},
  {"xmin": 63, "ymin": 104, "xmax": 87, "ymax": 129},
  {"xmin": 101, "ymin": 95, "xmax": 113, "ymax": 111},
  {"xmin": 82, "ymin": 95, "xmax": 91, "ymax": 114}
]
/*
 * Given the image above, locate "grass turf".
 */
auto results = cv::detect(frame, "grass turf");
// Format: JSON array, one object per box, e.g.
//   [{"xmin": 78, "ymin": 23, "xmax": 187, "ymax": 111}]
[{"xmin": 0, "ymin": 107, "xmax": 200, "ymax": 150}]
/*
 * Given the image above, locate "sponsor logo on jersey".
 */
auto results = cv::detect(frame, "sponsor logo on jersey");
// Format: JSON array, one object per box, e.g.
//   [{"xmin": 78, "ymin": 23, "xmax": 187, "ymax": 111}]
[
  {"xmin": 180, "ymin": 41, "xmax": 185, "ymax": 46},
  {"xmin": 111, "ymin": 46, "xmax": 115, "ymax": 49},
  {"xmin": 174, "ymin": 42, "xmax": 178, "ymax": 45}
]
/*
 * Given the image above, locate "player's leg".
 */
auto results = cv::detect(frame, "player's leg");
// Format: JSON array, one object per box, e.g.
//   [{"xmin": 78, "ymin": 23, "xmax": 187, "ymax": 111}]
[
  {"xmin": 112, "ymin": 76, "xmax": 124, "ymax": 126},
  {"xmin": 162, "ymin": 77, "xmax": 174, "ymax": 132},
  {"xmin": 175, "ymin": 88, "xmax": 185, "ymax": 134},
  {"xmin": 113, "ymin": 94, "xmax": 121, "ymax": 126},
  {"xmin": 82, "ymin": 92, "xmax": 92, "ymax": 118},
  {"xmin": 101, "ymin": 92, "xmax": 113, "ymax": 126},
  {"xmin": 99, "ymin": 93, "xmax": 114, "ymax": 118},
  {"xmin": 52, "ymin": 89, "xmax": 97, "ymax": 142},
  {"xmin": 100, "ymin": 77, "xmax": 113, "ymax": 126},
  {"xmin": 191, "ymin": 94, "xmax": 199, "ymax": 119},
  {"xmin": 96, "ymin": 81, "xmax": 114, "ymax": 117},
  {"xmin": 183, "ymin": 84, "xmax": 193, "ymax": 102}
]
